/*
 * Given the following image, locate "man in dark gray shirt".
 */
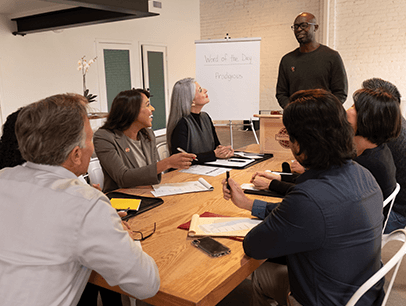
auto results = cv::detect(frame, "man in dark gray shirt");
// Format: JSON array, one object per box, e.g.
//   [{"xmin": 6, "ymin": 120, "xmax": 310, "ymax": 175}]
[{"xmin": 276, "ymin": 12, "xmax": 348, "ymax": 108}]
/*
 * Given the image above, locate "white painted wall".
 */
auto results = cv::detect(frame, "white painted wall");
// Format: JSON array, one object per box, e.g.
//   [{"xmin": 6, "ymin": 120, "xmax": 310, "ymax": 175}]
[
  {"xmin": 0, "ymin": 0, "xmax": 200, "ymax": 126},
  {"xmin": 200, "ymin": 0, "xmax": 406, "ymax": 114},
  {"xmin": 200, "ymin": 0, "xmax": 322, "ymax": 111}
]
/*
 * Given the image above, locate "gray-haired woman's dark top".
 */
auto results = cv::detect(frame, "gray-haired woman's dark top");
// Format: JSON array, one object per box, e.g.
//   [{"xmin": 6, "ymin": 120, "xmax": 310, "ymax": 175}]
[{"xmin": 170, "ymin": 112, "xmax": 221, "ymax": 163}]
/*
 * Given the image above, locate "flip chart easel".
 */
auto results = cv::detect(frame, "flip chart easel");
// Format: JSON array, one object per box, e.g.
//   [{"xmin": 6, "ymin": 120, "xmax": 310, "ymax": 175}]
[{"xmin": 195, "ymin": 36, "xmax": 261, "ymax": 147}]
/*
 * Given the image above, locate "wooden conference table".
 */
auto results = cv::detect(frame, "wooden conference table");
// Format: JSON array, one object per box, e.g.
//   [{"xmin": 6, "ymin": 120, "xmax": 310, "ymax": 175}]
[{"xmin": 89, "ymin": 144, "xmax": 293, "ymax": 306}]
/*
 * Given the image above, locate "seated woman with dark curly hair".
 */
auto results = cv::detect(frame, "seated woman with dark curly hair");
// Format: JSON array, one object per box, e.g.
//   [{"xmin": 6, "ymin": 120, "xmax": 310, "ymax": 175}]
[
  {"xmin": 93, "ymin": 88, "xmax": 195, "ymax": 193},
  {"xmin": 0, "ymin": 108, "xmax": 25, "ymax": 170}
]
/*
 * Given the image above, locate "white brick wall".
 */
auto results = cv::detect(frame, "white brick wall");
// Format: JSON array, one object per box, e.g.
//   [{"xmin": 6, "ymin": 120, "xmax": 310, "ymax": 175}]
[
  {"xmin": 200, "ymin": 0, "xmax": 406, "ymax": 112},
  {"xmin": 200, "ymin": 0, "xmax": 322, "ymax": 111},
  {"xmin": 332, "ymin": 0, "xmax": 406, "ymax": 109}
]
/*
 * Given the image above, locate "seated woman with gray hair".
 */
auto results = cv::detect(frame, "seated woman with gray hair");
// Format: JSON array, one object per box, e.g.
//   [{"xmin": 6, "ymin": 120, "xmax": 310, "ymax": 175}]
[{"xmin": 166, "ymin": 78, "xmax": 234, "ymax": 163}]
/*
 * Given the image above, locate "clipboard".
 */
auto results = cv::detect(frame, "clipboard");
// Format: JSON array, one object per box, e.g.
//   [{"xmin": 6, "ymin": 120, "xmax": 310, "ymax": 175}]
[
  {"xmin": 188, "ymin": 214, "xmax": 261, "ymax": 237},
  {"xmin": 203, "ymin": 153, "xmax": 273, "ymax": 169},
  {"xmin": 106, "ymin": 191, "xmax": 164, "ymax": 221}
]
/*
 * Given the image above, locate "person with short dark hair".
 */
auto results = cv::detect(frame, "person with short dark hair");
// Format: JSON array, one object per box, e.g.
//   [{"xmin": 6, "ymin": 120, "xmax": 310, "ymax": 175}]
[
  {"xmin": 223, "ymin": 89, "xmax": 384, "ymax": 305},
  {"xmin": 253, "ymin": 79, "xmax": 402, "ymax": 205},
  {"xmin": 276, "ymin": 12, "xmax": 348, "ymax": 108},
  {"xmin": 361, "ymin": 78, "xmax": 406, "ymax": 232},
  {"xmin": 0, "ymin": 94, "xmax": 160, "ymax": 305},
  {"xmin": 347, "ymin": 86, "xmax": 401, "ymax": 200},
  {"xmin": 0, "ymin": 108, "xmax": 25, "ymax": 170},
  {"xmin": 93, "ymin": 88, "xmax": 195, "ymax": 193}
]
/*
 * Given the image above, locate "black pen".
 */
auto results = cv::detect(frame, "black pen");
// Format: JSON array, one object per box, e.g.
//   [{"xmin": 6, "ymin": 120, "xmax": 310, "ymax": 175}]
[{"xmin": 226, "ymin": 171, "xmax": 230, "ymax": 190}]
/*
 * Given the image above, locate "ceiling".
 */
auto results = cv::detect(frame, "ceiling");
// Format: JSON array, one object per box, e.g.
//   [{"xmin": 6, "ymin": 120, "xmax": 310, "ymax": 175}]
[
  {"xmin": 0, "ymin": 0, "xmax": 159, "ymax": 35},
  {"xmin": 0, "ymin": 0, "xmax": 73, "ymax": 18}
]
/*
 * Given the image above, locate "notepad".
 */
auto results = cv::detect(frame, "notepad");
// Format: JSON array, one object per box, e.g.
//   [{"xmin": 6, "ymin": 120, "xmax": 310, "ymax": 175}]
[
  {"xmin": 204, "ymin": 158, "xmax": 255, "ymax": 168},
  {"xmin": 110, "ymin": 198, "xmax": 141, "ymax": 210},
  {"xmin": 151, "ymin": 178, "xmax": 214, "ymax": 197},
  {"xmin": 179, "ymin": 165, "xmax": 228, "ymax": 176},
  {"xmin": 188, "ymin": 214, "xmax": 261, "ymax": 237}
]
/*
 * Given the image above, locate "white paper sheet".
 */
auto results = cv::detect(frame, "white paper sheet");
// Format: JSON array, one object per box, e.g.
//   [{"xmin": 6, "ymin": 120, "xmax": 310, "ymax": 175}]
[
  {"xmin": 204, "ymin": 158, "xmax": 255, "ymax": 168},
  {"xmin": 198, "ymin": 219, "xmax": 262, "ymax": 234},
  {"xmin": 179, "ymin": 165, "xmax": 228, "ymax": 176},
  {"xmin": 151, "ymin": 178, "xmax": 213, "ymax": 197}
]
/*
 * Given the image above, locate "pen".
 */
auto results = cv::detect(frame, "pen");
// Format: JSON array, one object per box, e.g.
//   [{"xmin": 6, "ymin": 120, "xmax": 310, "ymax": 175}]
[
  {"xmin": 226, "ymin": 171, "xmax": 230, "ymax": 190},
  {"xmin": 177, "ymin": 147, "xmax": 198, "ymax": 161},
  {"xmin": 228, "ymin": 159, "xmax": 246, "ymax": 163},
  {"xmin": 119, "ymin": 207, "xmax": 131, "ymax": 213}
]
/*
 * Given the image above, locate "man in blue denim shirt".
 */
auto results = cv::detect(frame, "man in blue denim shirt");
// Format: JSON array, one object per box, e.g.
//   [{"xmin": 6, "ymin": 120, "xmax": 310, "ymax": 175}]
[{"xmin": 223, "ymin": 89, "xmax": 384, "ymax": 306}]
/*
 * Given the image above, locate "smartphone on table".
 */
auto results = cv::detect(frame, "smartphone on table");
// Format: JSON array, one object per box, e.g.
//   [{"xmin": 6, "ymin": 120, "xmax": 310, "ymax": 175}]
[{"xmin": 191, "ymin": 236, "xmax": 231, "ymax": 257}]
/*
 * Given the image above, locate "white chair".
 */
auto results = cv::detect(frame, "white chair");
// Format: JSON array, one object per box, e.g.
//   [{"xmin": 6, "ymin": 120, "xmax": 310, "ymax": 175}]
[
  {"xmin": 156, "ymin": 141, "xmax": 169, "ymax": 161},
  {"xmin": 383, "ymin": 183, "xmax": 401, "ymax": 234},
  {"xmin": 87, "ymin": 157, "xmax": 104, "ymax": 190},
  {"xmin": 345, "ymin": 229, "xmax": 406, "ymax": 306},
  {"xmin": 78, "ymin": 175, "xmax": 88, "ymax": 184}
]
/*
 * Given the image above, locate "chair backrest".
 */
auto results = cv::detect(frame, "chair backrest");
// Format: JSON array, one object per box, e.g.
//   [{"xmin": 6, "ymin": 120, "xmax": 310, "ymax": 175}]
[
  {"xmin": 345, "ymin": 229, "xmax": 406, "ymax": 306},
  {"xmin": 156, "ymin": 141, "xmax": 169, "ymax": 161},
  {"xmin": 78, "ymin": 175, "xmax": 88, "ymax": 184},
  {"xmin": 87, "ymin": 157, "xmax": 104, "ymax": 190},
  {"xmin": 383, "ymin": 183, "xmax": 401, "ymax": 233}
]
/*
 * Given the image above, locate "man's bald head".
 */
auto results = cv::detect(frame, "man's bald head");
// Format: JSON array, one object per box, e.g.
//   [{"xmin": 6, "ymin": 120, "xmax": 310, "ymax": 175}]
[{"xmin": 295, "ymin": 12, "xmax": 317, "ymax": 24}]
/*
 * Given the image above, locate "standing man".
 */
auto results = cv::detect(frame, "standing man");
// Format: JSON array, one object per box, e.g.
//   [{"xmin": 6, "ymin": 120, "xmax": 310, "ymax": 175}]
[
  {"xmin": 223, "ymin": 89, "xmax": 384, "ymax": 305},
  {"xmin": 276, "ymin": 12, "xmax": 348, "ymax": 108},
  {"xmin": 0, "ymin": 94, "xmax": 160, "ymax": 305}
]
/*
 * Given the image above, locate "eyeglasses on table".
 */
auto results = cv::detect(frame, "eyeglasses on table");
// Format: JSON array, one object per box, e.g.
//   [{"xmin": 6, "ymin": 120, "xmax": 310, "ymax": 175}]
[{"xmin": 132, "ymin": 222, "xmax": 156, "ymax": 241}]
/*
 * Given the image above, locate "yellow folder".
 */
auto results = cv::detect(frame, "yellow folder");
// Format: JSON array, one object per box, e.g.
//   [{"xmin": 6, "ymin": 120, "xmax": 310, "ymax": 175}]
[{"xmin": 110, "ymin": 198, "xmax": 141, "ymax": 211}]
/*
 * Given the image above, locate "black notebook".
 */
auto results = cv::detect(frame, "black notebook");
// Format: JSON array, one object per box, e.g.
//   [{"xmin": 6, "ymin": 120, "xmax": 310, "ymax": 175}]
[
  {"xmin": 243, "ymin": 189, "xmax": 284, "ymax": 198},
  {"xmin": 203, "ymin": 153, "xmax": 273, "ymax": 169},
  {"xmin": 107, "ymin": 191, "xmax": 164, "ymax": 221}
]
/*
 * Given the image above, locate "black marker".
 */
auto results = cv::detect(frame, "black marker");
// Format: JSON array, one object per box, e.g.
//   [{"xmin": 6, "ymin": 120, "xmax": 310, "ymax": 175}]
[{"xmin": 226, "ymin": 171, "xmax": 230, "ymax": 190}]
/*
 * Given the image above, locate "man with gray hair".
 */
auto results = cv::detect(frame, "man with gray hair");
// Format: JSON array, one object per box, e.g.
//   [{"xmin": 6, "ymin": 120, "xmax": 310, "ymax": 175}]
[{"xmin": 0, "ymin": 94, "xmax": 160, "ymax": 305}]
